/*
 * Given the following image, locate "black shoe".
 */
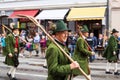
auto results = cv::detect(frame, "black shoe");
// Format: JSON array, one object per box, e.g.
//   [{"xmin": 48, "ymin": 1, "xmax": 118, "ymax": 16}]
[
  {"xmin": 35, "ymin": 54, "xmax": 39, "ymax": 57},
  {"xmin": 11, "ymin": 77, "xmax": 17, "ymax": 80},
  {"xmin": 43, "ymin": 66, "xmax": 47, "ymax": 69},
  {"xmin": 7, "ymin": 73, "xmax": 11, "ymax": 78},
  {"xmin": 114, "ymin": 72, "xmax": 120, "ymax": 75},
  {"xmin": 105, "ymin": 71, "xmax": 112, "ymax": 74}
]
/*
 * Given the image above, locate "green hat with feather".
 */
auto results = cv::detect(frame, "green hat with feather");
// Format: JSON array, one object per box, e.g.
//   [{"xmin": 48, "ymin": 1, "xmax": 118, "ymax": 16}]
[
  {"xmin": 49, "ymin": 20, "xmax": 69, "ymax": 34},
  {"xmin": 81, "ymin": 25, "xmax": 89, "ymax": 32}
]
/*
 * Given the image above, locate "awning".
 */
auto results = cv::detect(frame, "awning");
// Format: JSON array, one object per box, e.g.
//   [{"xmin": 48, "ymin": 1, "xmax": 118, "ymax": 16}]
[
  {"xmin": 67, "ymin": 7, "xmax": 106, "ymax": 21},
  {"xmin": 36, "ymin": 9, "xmax": 69, "ymax": 20},
  {"xmin": 9, "ymin": 9, "xmax": 39, "ymax": 18}
]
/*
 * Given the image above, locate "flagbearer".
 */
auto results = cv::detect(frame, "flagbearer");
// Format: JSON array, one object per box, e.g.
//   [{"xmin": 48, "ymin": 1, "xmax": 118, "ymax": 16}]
[
  {"xmin": 4, "ymin": 23, "xmax": 20, "ymax": 80},
  {"xmin": 72, "ymin": 25, "xmax": 95, "ymax": 80},
  {"xmin": 46, "ymin": 20, "xmax": 79, "ymax": 80}
]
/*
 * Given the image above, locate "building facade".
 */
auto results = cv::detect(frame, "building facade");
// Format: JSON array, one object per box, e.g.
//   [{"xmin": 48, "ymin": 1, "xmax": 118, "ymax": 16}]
[
  {"xmin": 0, "ymin": 0, "xmax": 107, "ymax": 37},
  {"xmin": 109, "ymin": 0, "xmax": 120, "ymax": 35}
]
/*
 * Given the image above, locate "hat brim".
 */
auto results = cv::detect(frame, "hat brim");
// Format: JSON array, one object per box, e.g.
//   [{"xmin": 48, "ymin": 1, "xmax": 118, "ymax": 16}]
[
  {"xmin": 112, "ymin": 31, "xmax": 119, "ymax": 34},
  {"xmin": 81, "ymin": 31, "xmax": 89, "ymax": 33},
  {"xmin": 54, "ymin": 29, "xmax": 70, "ymax": 33},
  {"xmin": 68, "ymin": 29, "xmax": 71, "ymax": 32}
]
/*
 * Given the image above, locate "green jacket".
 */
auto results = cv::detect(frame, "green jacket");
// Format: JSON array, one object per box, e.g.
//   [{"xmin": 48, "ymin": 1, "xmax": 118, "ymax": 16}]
[
  {"xmin": 46, "ymin": 39, "xmax": 52, "ymax": 47},
  {"xmin": 72, "ymin": 37, "xmax": 92, "ymax": 75},
  {"xmin": 4, "ymin": 33, "xmax": 19, "ymax": 66},
  {"xmin": 103, "ymin": 35, "xmax": 118, "ymax": 61},
  {"xmin": 46, "ymin": 40, "xmax": 72, "ymax": 80}
]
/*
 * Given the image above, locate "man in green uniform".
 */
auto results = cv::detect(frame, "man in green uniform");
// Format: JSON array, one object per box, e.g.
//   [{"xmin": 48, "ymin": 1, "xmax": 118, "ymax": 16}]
[
  {"xmin": 72, "ymin": 25, "xmax": 95, "ymax": 80},
  {"xmin": 4, "ymin": 24, "xmax": 20, "ymax": 80},
  {"xmin": 103, "ymin": 29, "xmax": 120, "ymax": 75},
  {"xmin": 46, "ymin": 20, "xmax": 79, "ymax": 80}
]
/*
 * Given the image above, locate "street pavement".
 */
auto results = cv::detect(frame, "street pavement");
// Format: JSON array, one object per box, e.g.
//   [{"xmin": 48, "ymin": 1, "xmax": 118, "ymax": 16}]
[
  {"xmin": 0, "ymin": 51, "xmax": 120, "ymax": 80},
  {"xmin": 0, "ymin": 52, "xmax": 120, "ymax": 72}
]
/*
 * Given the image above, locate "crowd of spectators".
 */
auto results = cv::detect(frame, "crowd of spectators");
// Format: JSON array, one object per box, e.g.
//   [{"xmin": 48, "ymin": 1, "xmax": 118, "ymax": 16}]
[{"xmin": 0, "ymin": 30, "xmax": 120, "ymax": 62}]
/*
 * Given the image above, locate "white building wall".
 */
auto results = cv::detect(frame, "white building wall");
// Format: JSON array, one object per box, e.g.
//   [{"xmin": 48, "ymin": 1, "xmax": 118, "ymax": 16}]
[
  {"xmin": 111, "ymin": 9, "xmax": 120, "ymax": 29},
  {"xmin": 0, "ymin": 0, "xmax": 107, "ymax": 10},
  {"xmin": 110, "ymin": 0, "xmax": 120, "ymax": 35}
]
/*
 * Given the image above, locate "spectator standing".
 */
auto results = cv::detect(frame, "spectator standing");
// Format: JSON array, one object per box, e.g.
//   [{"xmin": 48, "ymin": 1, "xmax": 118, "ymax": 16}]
[
  {"xmin": 86, "ymin": 33, "xmax": 96, "ymax": 62},
  {"xmin": 103, "ymin": 29, "xmax": 120, "ymax": 75},
  {"xmin": 1, "ymin": 33, "xmax": 6, "ymax": 56},
  {"xmin": 103, "ymin": 35, "xmax": 109, "ymax": 48},
  {"xmin": 67, "ymin": 31, "xmax": 73, "ymax": 56},
  {"xmin": 26, "ymin": 35, "xmax": 34, "ymax": 57},
  {"xmin": 19, "ymin": 30, "xmax": 26, "ymax": 58},
  {"xmin": 91, "ymin": 33, "xmax": 97, "ymax": 50},
  {"xmin": 96, "ymin": 34, "xmax": 104, "ymax": 59},
  {"xmin": 40, "ymin": 35, "xmax": 46, "ymax": 58},
  {"xmin": 33, "ymin": 32, "xmax": 40, "ymax": 56},
  {"xmin": 69, "ymin": 32, "xmax": 78, "ymax": 56}
]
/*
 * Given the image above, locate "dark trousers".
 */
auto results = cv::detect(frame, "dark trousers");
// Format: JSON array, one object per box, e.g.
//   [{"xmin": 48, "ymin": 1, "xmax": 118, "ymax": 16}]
[{"xmin": 116, "ymin": 49, "xmax": 120, "ymax": 60}]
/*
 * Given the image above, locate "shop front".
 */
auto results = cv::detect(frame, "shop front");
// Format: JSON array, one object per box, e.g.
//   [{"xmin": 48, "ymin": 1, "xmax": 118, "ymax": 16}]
[
  {"xmin": 35, "ymin": 9, "xmax": 69, "ymax": 32},
  {"xmin": 9, "ymin": 9, "xmax": 39, "ymax": 36},
  {"xmin": 0, "ymin": 10, "xmax": 13, "ymax": 34},
  {"xmin": 67, "ymin": 7, "xmax": 106, "ymax": 38}
]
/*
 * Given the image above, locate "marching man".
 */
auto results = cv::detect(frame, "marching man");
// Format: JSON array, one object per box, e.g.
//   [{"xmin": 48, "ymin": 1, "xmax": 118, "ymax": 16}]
[
  {"xmin": 4, "ymin": 23, "xmax": 20, "ymax": 80},
  {"xmin": 103, "ymin": 29, "xmax": 120, "ymax": 75},
  {"xmin": 72, "ymin": 25, "xmax": 95, "ymax": 80},
  {"xmin": 46, "ymin": 20, "xmax": 79, "ymax": 80}
]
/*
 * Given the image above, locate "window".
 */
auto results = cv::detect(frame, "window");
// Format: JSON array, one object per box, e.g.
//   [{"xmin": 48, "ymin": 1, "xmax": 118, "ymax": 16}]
[{"xmin": 2, "ymin": 17, "xmax": 8, "ymax": 25}]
